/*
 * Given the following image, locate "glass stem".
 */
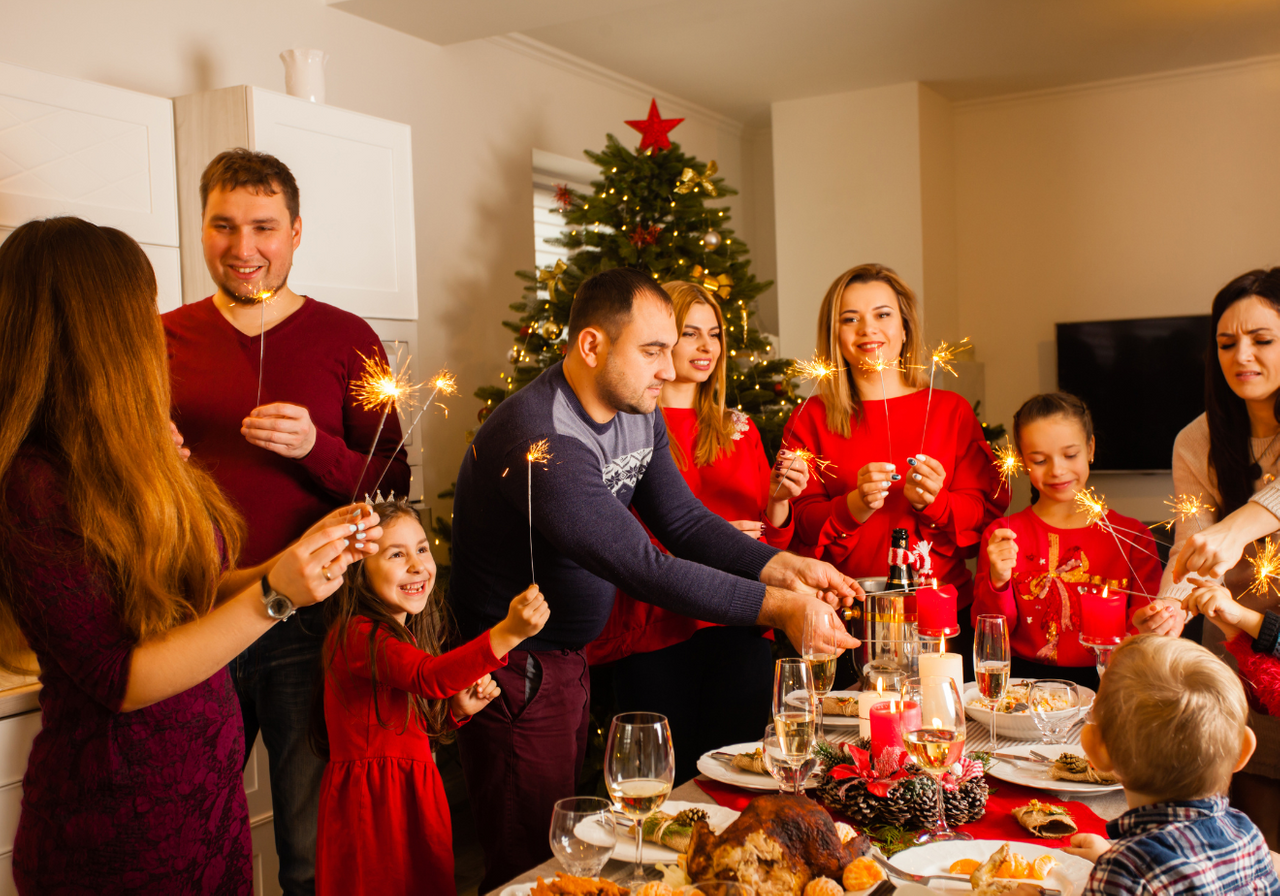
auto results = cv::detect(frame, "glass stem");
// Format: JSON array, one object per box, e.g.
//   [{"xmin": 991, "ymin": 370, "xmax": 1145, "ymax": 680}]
[
  {"xmin": 634, "ymin": 814, "xmax": 645, "ymax": 878},
  {"xmin": 935, "ymin": 774, "xmax": 948, "ymax": 833},
  {"xmin": 989, "ymin": 709, "xmax": 997, "ymax": 752},
  {"xmin": 816, "ymin": 699, "xmax": 825, "ymax": 744}
]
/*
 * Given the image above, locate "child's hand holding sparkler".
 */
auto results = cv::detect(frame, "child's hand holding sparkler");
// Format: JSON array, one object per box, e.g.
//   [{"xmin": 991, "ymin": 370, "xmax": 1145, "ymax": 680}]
[
  {"xmin": 1181, "ymin": 581, "xmax": 1264, "ymax": 641},
  {"xmin": 242, "ymin": 402, "xmax": 317, "ymax": 458},
  {"xmin": 903, "ymin": 453, "xmax": 946, "ymax": 511},
  {"xmin": 489, "ymin": 585, "xmax": 550, "ymax": 656},
  {"xmin": 449, "ymin": 673, "xmax": 501, "ymax": 719},
  {"xmin": 846, "ymin": 462, "xmax": 897, "ymax": 523},
  {"xmin": 1133, "ymin": 599, "xmax": 1186, "ymax": 636},
  {"xmin": 986, "ymin": 528, "xmax": 1019, "ymax": 588}
]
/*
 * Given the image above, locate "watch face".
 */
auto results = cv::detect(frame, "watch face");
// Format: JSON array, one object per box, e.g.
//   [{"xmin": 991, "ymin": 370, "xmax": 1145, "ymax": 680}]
[{"xmin": 266, "ymin": 596, "xmax": 294, "ymax": 619}]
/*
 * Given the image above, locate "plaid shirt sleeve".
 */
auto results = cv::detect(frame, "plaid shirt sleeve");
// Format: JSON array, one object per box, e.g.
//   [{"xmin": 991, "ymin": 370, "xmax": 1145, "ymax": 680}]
[{"xmin": 1084, "ymin": 853, "xmax": 1150, "ymax": 895}]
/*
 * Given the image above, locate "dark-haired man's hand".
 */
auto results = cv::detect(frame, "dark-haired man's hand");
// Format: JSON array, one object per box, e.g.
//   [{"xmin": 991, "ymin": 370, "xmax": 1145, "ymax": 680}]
[
  {"xmin": 760, "ymin": 552, "xmax": 864, "ymax": 609},
  {"xmin": 242, "ymin": 402, "xmax": 317, "ymax": 458}
]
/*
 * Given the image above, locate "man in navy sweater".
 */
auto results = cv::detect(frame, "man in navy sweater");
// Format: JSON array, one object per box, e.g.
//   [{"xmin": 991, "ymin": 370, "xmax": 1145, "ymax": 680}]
[{"xmin": 450, "ymin": 267, "xmax": 862, "ymax": 888}]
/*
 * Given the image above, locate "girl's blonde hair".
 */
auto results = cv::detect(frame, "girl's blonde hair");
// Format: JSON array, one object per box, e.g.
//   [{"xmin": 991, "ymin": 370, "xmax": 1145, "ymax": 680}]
[
  {"xmin": 660, "ymin": 281, "xmax": 738, "ymax": 469},
  {"xmin": 0, "ymin": 217, "xmax": 243, "ymax": 674},
  {"xmin": 312, "ymin": 500, "xmax": 452, "ymax": 757},
  {"xmin": 814, "ymin": 264, "xmax": 927, "ymax": 438}
]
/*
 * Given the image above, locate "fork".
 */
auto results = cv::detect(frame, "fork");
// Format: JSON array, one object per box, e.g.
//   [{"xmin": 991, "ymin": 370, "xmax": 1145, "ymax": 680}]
[{"xmin": 852, "ymin": 834, "xmax": 1063, "ymax": 894}]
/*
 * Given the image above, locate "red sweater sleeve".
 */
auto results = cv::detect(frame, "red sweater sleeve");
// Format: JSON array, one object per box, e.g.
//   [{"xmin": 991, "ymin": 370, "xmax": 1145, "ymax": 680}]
[
  {"xmin": 1225, "ymin": 632, "xmax": 1280, "ymax": 717},
  {"xmin": 336, "ymin": 621, "xmax": 506, "ymax": 699}
]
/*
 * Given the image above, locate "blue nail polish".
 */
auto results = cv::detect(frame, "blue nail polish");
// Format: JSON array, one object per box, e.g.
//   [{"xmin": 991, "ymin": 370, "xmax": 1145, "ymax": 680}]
[
  {"xmin": 907, "ymin": 457, "xmax": 917, "ymax": 466},
  {"xmin": 891, "ymin": 473, "xmax": 901, "ymax": 481}
]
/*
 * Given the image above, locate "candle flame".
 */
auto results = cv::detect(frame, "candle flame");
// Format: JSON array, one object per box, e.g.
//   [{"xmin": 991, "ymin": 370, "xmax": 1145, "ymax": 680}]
[
  {"xmin": 889, "ymin": 698, "xmax": 897, "ymax": 712},
  {"xmin": 526, "ymin": 438, "xmax": 553, "ymax": 466},
  {"xmin": 351, "ymin": 350, "xmax": 421, "ymax": 412},
  {"xmin": 931, "ymin": 717, "xmax": 943, "ymax": 728},
  {"xmin": 876, "ymin": 677, "xmax": 884, "ymax": 696},
  {"xmin": 1074, "ymin": 486, "xmax": 1109, "ymax": 527},
  {"xmin": 1158, "ymin": 494, "xmax": 1214, "ymax": 529},
  {"xmin": 928, "ymin": 337, "xmax": 973, "ymax": 377},
  {"xmin": 1247, "ymin": 537, "xmax": 1280, "ymax": 597},
  {"xmin": 993, "ymin": 440, "xmax": 1023, "ymax": 488},
  {"xmin": 788, "ymin": 356, "xmax": 838, "ymax": 382}
]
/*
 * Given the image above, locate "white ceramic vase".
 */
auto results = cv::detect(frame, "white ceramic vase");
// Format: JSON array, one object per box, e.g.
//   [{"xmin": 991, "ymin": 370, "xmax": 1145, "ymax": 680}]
[{"xmin": 280, "ymin": 48, "xmax": 328, "ymax": 104}]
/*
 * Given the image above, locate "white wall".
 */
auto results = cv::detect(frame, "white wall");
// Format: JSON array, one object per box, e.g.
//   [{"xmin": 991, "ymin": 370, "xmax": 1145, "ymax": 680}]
[
  {"xmin": 0, "ymin": 0, "xmax": 750, "ymax": 515},
  {"xmin": 954, "ymin": 55, "xmax": 1280, "ymax": 515}
]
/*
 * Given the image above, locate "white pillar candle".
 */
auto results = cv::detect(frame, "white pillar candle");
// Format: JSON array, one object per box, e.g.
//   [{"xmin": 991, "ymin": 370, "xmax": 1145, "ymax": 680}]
[
  {"xmin": 857, "ymin": 684, "xmax": 900, "ymax": 739},
  {"xmin": 918, "ymin": 652, "xmax": 965, "ymax": 722}
]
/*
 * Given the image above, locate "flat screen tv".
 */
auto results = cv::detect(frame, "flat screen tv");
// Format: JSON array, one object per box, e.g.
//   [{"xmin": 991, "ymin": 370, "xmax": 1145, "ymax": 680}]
[{"xmin": 1056, "ymin": 315, "xmax": 1211, "ymax": 472}]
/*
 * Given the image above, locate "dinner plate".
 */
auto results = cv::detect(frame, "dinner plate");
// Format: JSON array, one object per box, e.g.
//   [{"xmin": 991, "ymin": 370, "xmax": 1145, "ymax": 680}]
[
  {"xmin": 593, "ymin": 800, "xmax": 740, "ymax": 865},
  {"xmin": 985, "ymin": 742, "xmax": 1123, "ymax": 795},
  {"xmin": 696, "ymin": 741, "xmax": 820, "ymax": 791},
  {"xmin": 964, "ymin": 679, "xmax": 1095, "ymax": 741},
  {"xmin": 891, "ymin": 839, "xmax": 1093, "ymax": 895}
]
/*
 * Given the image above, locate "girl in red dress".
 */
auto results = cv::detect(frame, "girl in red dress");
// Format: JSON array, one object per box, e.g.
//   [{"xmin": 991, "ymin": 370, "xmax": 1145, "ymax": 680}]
[
  {"xmin": 589, "ymin": 280, "xmax": 809, "ymax": 782},
  {"xmin": 315, "ymin": 499, "xmax": 549, "ymax": 896},
  {"xmin": 789, "ymin": 264, "xmax": 1007, "ymax": 677},
  {"xmin": 972, "ymin": 393, "xmax": 1160, "ymax": 688}
]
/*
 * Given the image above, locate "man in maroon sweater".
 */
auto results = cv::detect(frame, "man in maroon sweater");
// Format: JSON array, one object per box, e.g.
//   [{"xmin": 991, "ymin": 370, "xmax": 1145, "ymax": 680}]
[{"xmin": 163, "ymin": 149, "xmax": 409, "ymax": 896}]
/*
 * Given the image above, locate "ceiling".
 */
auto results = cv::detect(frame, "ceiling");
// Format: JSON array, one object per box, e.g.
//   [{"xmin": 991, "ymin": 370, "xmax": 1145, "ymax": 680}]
[{"xmin": 329, "ymin": 0, "xmax": 1280, "ymax": 126}]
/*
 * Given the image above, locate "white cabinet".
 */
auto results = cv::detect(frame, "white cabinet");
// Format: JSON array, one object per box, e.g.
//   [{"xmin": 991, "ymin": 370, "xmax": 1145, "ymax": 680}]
[
  {"xmin": 0, "ymin": 61, "xmax": 182, "ymax": 311},
  {"xmin": 173, "ymin": 86, "xmax": 418, "ymax": 321}
]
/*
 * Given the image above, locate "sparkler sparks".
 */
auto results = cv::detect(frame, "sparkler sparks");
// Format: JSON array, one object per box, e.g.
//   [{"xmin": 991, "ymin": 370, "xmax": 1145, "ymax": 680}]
[
  {"xmin": 918, "ymin": 338, "xmax": 973, "ymax": 456},
  {"xmin": 859, "ymin": 350, "xmax": 897, "ymax": 462},
  {"xmin": 1159, "ymin": 494, "xmax": 1214, "ymax": 531},
  {"xmin": 527, "ymin": 439, "xmax": 554, "ymax": 583},
  {"xmin": 993, "ymin": 441, "xmax": 1023, "ymax": 491},
  {"xmin": 791, "ymin": 447, "xmax": 835, "ymax": 481},
  {"xmin": 527, "ymin": 439, "xmax": 553, "ymax": 466},
  {"xmin": 349, "ymin": 350, "xmax": 424, "ymax": 502},
  {"xmin": 1248, "ymin": 537, "xmax": 1280, "ymax": 597},
  {"xmin": 1074, "ymin": 486, "xmax": 1109, "ymax": 528},
  {"xmin": 369, "ymin": 368, "xmax": 459, "ymax": 499},
  {"xmin": 788, "ymin": 356, "xmax": 839, "ymax": 382},
  {"xmin": 246, "ymin": 286, "xmax": 278, "ymax": 409}
]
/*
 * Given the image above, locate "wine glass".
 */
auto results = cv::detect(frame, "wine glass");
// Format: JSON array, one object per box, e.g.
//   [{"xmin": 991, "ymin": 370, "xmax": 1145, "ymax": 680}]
[
  {"xmin": 605, "ymin": 712, "xmax": 675, "ymax": 888},
  {"xmin": 973, "ymin": 614, "xmax": 1010, "ymax": 750},
  {"xmin": 549, "ymin": 797, "xmax": 616, "ymax": 877},
  {"xmin": 901, "ymin": 675, "xmax": 970, "ymax": 843},
  {"xmin": 772, "ymin": 658, "xmax": 816, "ymax": 789},
  {"xmin": 761, "ymin": 722, "xmax": 820, "ymax": 795},
  {"xmin": 1028, "ymin": 679, "xmax": 1081, "ymax": 744},
  {"xmin": 802, "ymin": 608, "xmax": 842, "ymax": 743}
]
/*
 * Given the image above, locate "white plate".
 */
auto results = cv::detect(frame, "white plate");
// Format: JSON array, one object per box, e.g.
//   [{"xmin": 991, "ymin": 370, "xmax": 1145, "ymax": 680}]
[
  {"xmin": 820, "ymin": 690, "xmax": 863, "ymax": 727},
  {"xmin": 597, "ymin": 800, "xmax": 740, "ymax": 865},
  {"xmin": 965, "ymin": 679, "xmax": 1095, "ymax": 741},
  {"xmin": 892, "ymin": 839, "xmax": 1093, "ymax": 895},
  {"xmin": 499, "ymin": 885, "xmax": 534, "ymax": 896},
  {"xmin": 696, "ymin": 741, "xmax": 821, "ymax": 791},
  {"xmin": 985, "ymin": 742, "xmax": 1123, "ymax": 796}
]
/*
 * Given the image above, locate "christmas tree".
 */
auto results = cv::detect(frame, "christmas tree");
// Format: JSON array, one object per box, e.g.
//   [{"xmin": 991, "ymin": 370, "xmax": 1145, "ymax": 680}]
[{"xmin": 472, "ymin": 101, "xmax": 801, "ymax": 454}]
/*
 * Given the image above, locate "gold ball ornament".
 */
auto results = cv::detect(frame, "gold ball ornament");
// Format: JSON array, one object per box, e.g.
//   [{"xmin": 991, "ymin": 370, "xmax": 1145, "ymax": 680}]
[
  {"xmin": 539, "ymin": 321, "xmax": 561, "ymax": 341},
  {"xmin": 702, "ymin": 229, "xmax": 722, "ymax": 250},
  {"xmin": 507, "ymin": 346, "xmax": 520, "ymax": 364}
]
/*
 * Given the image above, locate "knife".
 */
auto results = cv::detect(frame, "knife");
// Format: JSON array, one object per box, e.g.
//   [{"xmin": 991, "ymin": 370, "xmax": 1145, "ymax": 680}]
[{"xmin": 991, "ymin": 751, "xmax": 1051, "ymax": 764}]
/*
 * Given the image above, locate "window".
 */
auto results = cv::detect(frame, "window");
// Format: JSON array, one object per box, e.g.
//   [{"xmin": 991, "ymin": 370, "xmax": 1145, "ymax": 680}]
[{"xmin": 532, "ymin": 149, "xmax": 597, "ymax": 272}]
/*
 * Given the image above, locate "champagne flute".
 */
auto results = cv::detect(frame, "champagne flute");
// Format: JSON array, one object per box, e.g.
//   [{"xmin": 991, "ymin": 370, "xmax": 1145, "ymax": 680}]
[
  {"xmin": 802, "ymin": 608, "xmax": 841, "ymax": 744},
  {"xmin": 973, "ymin": 614, "xmax": 1011, "ymax": 750},
  {"xmin": 762, "ymin": 722, "xmax": 820, "ymax": 795},
  {"xmin": 901, "ymin": 675, "xmax": 970, "ymax": 843},
  {"xmin": 549, "ymin": 796, "xmax": 615, "ymax": 877},
  {"xmin": 605, "ymin": 712, "xmax": 675, "ymax": 888},
  {"xmin": 772, "ymin": 658, "xmax": 815, "ymax": 794}
]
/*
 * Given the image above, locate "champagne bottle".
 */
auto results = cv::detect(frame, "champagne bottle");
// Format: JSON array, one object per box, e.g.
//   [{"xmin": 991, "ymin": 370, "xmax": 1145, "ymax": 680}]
[{"xmin": 887, "ymin": 527, "xmax": 912, "ymax": 592}]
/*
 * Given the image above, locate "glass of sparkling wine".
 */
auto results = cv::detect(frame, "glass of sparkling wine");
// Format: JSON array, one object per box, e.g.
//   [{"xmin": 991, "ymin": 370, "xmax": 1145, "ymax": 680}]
[
  {"xmin": 901, "ymin": 675, "xmax": 970, "ymax": 843},
  {"xmin": 762, "ymin": 723, "xmax": 820, "ymax": 795},
  {"xmin": 973, "ymin": 614, "xmax": 1011, "ymax": 750},
  {"xmin": 549, "ymin": 797, "xmax": 615, "ymax": 877},
  {"xmin": 772, "ymin": 658, "xmax": 816, "ymax": 794},
  {"xmin": 802, "ymin": 608, "xmax": 841, "ymax": 744},
  {"xmin": 605, "ymin": 712, "xmax": 675, "ymax": 887}
]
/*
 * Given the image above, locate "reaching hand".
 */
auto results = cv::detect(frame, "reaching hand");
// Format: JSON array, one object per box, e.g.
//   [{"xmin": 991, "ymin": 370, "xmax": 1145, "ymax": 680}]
[
  {"xmin": 847, "ymin": 462, "xmax": 897, "ymax": 523},
  {"xmin": 266, "ymin": 509, "xmax": 382, "ymax": 608},
  {"xmin": 1133, "ymin": 599, "xmax": 1186, "ymax": 637},
  {"xmin": 904, "ymin": 454, "xmax": 946, "ymax": 511},
  {"xmin": 1182, "ymin": 581, "xmax": 1264, "ymax": 640},
  {"xmin": 986, "ymin": 528, "xmax": 1018, "ymax": 588},
  {"xmin": 449, "ymin": 673, "xmax": 501, "ymax": 719},
  {"xmin": 729, "ymin": 520, "xmax": 765, "ymax": 540},
  {"xmin": 1062, "ymin": 832, "xmax": 1111, "ymax": 863},
  {"xmin": 761, "ymin": 553, "xmax": 864, "ymax": 609},
  {"xmin": 242, "ymin": 402, "xmax": 318, "ymax": 458},
  {"xmin": 489, "ymin": 585, "xmax": 550, "ymax": 657}
]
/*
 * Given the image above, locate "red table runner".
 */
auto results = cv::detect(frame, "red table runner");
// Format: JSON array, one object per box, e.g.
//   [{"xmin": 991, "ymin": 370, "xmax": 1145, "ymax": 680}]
[{"xmin": 694, "ymin": 776, "xmax": 1110, "ymax": 850}]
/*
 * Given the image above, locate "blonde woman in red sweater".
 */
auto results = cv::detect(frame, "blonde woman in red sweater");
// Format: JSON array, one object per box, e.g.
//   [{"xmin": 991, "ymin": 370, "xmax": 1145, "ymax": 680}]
[
  {"xmin": 588, "ymin": 280, "xmax": 808, "ymax": 781},
  {"xmin": 788, "ymin": 264, "xmax": 1007, "ymax": 677}
]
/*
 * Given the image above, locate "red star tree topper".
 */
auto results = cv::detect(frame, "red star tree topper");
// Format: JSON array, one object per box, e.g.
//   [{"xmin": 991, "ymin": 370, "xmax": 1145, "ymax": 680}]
[{"xmin": 625, "ymin": 99, "xmax": 684, "ymax": 153}]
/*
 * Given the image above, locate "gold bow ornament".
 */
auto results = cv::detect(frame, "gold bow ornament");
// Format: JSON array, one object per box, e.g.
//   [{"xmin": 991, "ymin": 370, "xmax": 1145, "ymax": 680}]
[
  {"xmin": 690, "ymin": 265, "xmax": 732, "ymax": 299},
  {"xmin": 536, "ymin": 259, "xmax": 568, "ymax": 302},
  {"xmin": 675, "ymin": 160, "xmax": 718, "ymax": 196}
]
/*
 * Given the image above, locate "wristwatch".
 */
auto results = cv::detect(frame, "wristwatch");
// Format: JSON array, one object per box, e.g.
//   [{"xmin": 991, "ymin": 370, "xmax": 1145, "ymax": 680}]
[{"xmin": 260, "ymin": 575, "xmax": 296, "ymax": 621}]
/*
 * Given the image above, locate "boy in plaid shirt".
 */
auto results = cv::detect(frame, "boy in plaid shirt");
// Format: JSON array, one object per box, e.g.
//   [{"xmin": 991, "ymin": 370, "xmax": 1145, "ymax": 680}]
[{"xmin": 1060, "ymin": 632, "xmax": 1279, "ymax": 894}]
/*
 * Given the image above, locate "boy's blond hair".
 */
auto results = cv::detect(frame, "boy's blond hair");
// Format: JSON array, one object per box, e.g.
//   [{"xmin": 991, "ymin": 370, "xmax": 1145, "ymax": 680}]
[{"xmin": 1094, "ymin": 633, "xmax": 1248, "ymax": 800}]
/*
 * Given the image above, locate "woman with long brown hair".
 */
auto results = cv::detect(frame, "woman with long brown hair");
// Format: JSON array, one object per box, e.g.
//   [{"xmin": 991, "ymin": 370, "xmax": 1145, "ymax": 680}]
[
  {"xmin": 789, "ymin": 264, "xmax": 1006, "ymax": 678},
  {"xmin": 0, "ymin": 217, "xmax": 378, "ymax": 893},
  {"xmin": 587, "ymin": 280, "xmax": 808, "ymax": 782}
]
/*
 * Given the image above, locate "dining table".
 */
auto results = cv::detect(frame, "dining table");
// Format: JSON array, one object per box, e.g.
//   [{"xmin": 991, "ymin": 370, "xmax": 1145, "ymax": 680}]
[{"xmin": 485, "ymin": 724, "xmax": 1129, "ymax": 895}]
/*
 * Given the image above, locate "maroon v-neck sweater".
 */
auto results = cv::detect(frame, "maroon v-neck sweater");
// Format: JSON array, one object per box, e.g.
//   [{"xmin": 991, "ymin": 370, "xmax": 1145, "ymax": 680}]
[{"xmin": 164, "ymin": 296, "xmax": 410, "ymax": 566}]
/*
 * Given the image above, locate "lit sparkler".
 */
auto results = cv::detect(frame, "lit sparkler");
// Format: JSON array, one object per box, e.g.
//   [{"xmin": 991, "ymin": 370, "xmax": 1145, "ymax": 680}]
[
  {"xmin": 527, "ymin": 439, "xmax": 554, "ymax": 583},
  {"xmin": 791, "ymin": 447, "xmax": 836, "ymax": 481},
  {"xmin": 1074, "ymin": 485, "xmax": 1161, "ymax": 595},
  {"xmin": 858, "ymin": 350, "xmax": 898, "ymax": 463},
  {"xmin": 349, "ymin": 349, "xmax": 422, "ymax": 502},
  {"xmin": 1158, "ymin": 494, "xmax": 1214, "ymax": 532},
  {"xmin": 245, "ymin": 286, "xmax": 278, "ymax": 409},
  {"xmin": 370, "ymin": 369, "xmax": 459, "ymax": 498},
  {"xmin": 1248, "ymin": 537, "xmax": 1280, "ymax": 597},
  {"xmin": 767, "ymin": 357, "xmax": 839, "ymax": 501},
  {"xmin": 993, "ymin": 440, "xmax": 1023, "ymax": 491},
  {"xmin": 918, "ymin": 338, "xmax": 972, "ymax": 457}
]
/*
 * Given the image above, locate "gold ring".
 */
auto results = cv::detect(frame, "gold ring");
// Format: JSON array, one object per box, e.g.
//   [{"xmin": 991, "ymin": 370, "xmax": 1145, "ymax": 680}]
[{"xmin": 323, "ymin": 570, "xmax": 332, "ymax": 582}]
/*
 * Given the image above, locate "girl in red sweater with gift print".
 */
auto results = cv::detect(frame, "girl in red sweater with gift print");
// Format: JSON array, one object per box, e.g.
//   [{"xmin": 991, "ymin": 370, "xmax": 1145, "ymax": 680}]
[
  {"xmin": 589, "ymin": 280, "xmax": 809, "ymax": 781},
  {"xmin": 972, "ymin": 393, "xmax": 1160, "ymax": 688},
  {"xmin": 314, "ymin": 499, "xmax": 549, "ymax": 896},
  {"xmin": 789, "ymin": 264, "xmax": 1007, "ymax": 677}
]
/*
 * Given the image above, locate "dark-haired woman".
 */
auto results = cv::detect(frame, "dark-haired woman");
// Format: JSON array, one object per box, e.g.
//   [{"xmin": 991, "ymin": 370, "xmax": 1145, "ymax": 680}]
[
  {"xmin": 1143, "ymin": 267, "xmax": 1280, "ymax": 847},
  {"xmin": 788, "ymin": 265, "xmax": 1007, "ymax": 677},
  {"xmin": 0, "ymin": 217, "xmax": 379, "ymax": 893}
]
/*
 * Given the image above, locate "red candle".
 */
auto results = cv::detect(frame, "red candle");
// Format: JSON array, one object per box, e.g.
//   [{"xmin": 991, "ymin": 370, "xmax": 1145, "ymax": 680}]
[
  {"xmin": 1080, "ymin": 587, "xmax": 1126, "ymax": 646},
  {"xmin": 869, "ymin": 699, "xmax": 922, "ymax": 759},
  {"xmin": 916, "ymin": 585, "xmax": 959, "ymax": 637}
]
